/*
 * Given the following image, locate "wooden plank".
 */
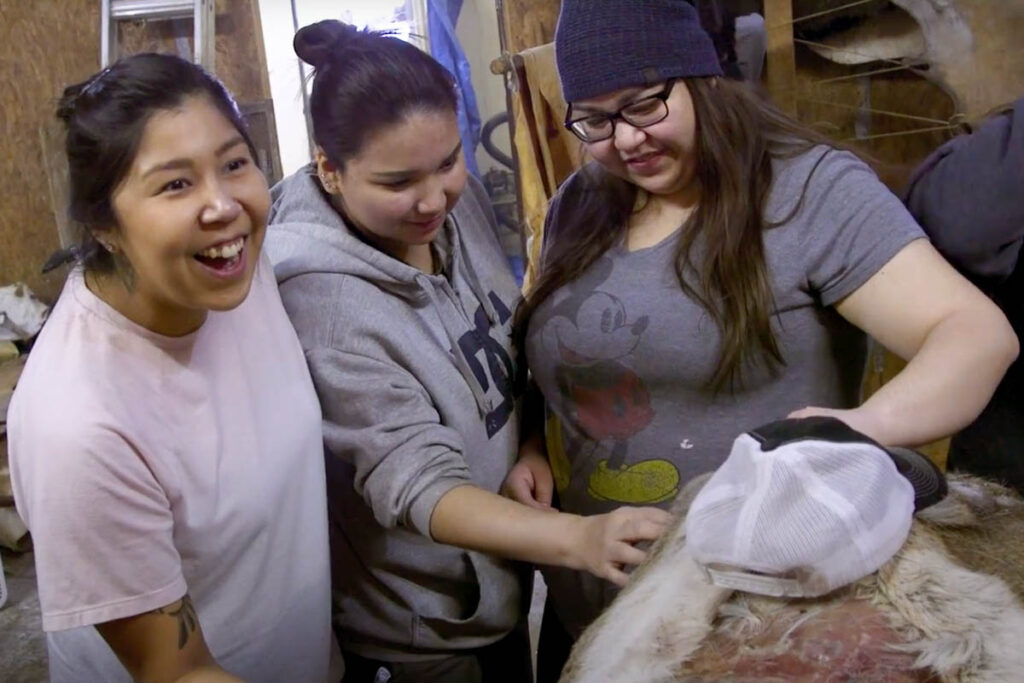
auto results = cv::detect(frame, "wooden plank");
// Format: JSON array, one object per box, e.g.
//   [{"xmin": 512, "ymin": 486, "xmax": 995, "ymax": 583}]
[
  {"xmin": 0, "ymin": 356, "xmax": 27, "ymax": 423},
  {"xmin": 494, "ymin": 0, "xmax": 530, "ymax": 277},
  {"xmin": 245, "ymin": 0, "xmax": 273, "ymax": 101},
  {"xmin": 241, "ymin": 100, "xmax": 283, "ymax": 188},
  {"xmin": 38, "ymin": 118, "xmax": 74, "ymax": 250},
  {"xmin": 498, "ymin": 0, "xmax": 561, "ymax": 55},
  {"xmin": 764, "ymin": 0, "xmax": 798, "ymax": 114},
  {"xmin": 1, "ymin": 356, "xmax": 27, "ymax": 508}
]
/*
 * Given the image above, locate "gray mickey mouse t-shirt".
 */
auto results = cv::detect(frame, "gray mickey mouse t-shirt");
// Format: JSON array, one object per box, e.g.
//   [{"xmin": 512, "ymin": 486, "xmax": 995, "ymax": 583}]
[{"xmin": 526, "ymin": 146, "xmax": 925, "ymax": 635}]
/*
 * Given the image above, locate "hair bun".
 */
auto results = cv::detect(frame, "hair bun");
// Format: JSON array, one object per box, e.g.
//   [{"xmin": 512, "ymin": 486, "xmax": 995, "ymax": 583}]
[
  {"xmin": 56, "ymin": 83, "xmax": 87, "ymax": 123},
  {"xmin": 293, "ymin": 20, "xmax": 360, "ymax": 69},
  {"xmin": 56, "ymin": 66, "xmax": 116, "ymax": 124}
]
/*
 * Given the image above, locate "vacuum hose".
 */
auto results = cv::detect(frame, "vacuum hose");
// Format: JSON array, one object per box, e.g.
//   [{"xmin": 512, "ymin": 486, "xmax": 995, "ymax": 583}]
[{"xmin": 481, "ymin": 111, "xmax": 514, "ymax": 170}]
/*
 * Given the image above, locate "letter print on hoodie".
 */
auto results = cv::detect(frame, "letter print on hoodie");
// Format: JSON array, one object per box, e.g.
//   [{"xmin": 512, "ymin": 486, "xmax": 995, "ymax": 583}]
[{"xmin": 458, "ymin": 292, "xmax": 515, "ymax": 437}]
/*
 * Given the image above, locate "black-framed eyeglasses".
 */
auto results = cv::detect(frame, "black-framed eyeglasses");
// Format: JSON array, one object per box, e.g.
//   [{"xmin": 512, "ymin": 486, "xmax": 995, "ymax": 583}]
[{"xmin": 565, "ymin": 79, "xmax": 677, "ymax": 143}]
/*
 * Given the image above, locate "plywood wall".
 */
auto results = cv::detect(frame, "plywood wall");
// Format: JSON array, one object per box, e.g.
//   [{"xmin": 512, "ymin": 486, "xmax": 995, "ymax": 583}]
[
  {"xmin": 0, "ymin": 0, "xmax": 269, "ymax": 303},
  {"xmin": 791, "ymin": 49, "xmax": 957, "ymax": 188}
]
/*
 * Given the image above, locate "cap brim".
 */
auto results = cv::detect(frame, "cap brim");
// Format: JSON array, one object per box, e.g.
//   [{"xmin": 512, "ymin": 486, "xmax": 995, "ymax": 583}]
[
  {"xmin": 885, "ymin": 446, "xmax": 947, "ymax": 511},
  {"xmin": 749, "ymin": 416, "xmax": 948, "ymax": 511}
]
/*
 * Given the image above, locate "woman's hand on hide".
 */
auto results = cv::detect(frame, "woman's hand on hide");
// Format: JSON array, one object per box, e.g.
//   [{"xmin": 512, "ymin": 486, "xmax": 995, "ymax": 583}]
[{"xmin": 571, "ymin": 506, "xmax": 673, "ymax": 587}]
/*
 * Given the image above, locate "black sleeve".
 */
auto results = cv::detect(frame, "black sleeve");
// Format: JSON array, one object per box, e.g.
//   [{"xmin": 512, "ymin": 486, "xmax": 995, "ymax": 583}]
[{"xmin": 904, "ymin": 96, "xmax": 1024, "ymax": 282}]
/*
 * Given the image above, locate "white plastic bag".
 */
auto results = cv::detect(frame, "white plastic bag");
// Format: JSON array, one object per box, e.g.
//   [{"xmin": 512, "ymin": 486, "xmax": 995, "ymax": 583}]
[{"xmin": 0, "ymin": 283, "xmax": 49, "ymax": 342}]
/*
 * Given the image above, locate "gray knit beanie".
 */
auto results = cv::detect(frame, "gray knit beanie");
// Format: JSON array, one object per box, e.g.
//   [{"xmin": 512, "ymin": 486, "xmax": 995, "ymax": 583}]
[{"xmin": 555, "ymin": 0, "xmax": 723, "ymax": 103}]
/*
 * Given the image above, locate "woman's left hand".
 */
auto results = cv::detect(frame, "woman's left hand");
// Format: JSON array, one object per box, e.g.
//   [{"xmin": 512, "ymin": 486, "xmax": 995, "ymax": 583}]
[{"xmin": 502, "ymin": 448, "xmax": 555, "ymax": 510}]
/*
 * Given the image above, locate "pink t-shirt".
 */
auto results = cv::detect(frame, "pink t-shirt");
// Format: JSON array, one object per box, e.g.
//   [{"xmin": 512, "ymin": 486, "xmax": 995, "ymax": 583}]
[{"xmin": 10, "ymin": 258, "xmax": 339, "ymax": 682}]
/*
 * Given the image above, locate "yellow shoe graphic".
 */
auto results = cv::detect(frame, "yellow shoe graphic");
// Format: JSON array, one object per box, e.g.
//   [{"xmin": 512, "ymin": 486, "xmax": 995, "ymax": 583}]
[
  {"xmin": 587, "ymin": 459, "xmax": 680, "ymax": 504},
  {"xmin": 545, "ymin": 414, "xmax": 571, "ymax": 493}
]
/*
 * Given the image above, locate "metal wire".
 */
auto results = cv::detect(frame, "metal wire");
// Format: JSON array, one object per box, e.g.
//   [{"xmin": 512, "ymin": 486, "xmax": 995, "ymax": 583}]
[
  {"xmin": 768, "ymin": 0, "xmax": 884, "ymax": 29},
  {"xmin": 843, "ymin": 124, "xmax": 960, "ymax": 142},
  {"xmin": 797, "ymin": 97, "xmax": 952, "ymax": 125}
]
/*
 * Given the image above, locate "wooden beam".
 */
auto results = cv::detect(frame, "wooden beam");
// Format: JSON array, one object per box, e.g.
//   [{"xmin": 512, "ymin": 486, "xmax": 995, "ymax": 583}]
[{"xmin": 764, "ymin": 0, "xmax": 797, "ymax": 115}]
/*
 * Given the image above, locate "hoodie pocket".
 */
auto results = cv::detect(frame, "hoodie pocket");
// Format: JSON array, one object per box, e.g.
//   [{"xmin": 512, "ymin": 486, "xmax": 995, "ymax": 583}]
[{"xmin": 411, "ymin": 550, "xmax": 523, "ymax": 651}]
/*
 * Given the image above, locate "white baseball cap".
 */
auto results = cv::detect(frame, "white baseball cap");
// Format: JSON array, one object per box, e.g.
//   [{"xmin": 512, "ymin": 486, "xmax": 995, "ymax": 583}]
[{"xmin": 685, "ymin": 416, "xmax": 947, "ymax": 598}]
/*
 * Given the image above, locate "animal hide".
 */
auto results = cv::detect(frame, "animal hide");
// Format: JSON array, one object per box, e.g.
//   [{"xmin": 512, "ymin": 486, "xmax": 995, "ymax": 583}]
[
  {"xmin": 792, "ymin": 0, "xmax": 892, "ymax": 37},
  {"xmin": 560, "ymin": 473, "xmax": 1024, "ymax": 682},
  {"xmin": 803, "ymin": 0, "xmax": 1024, "ymax": 119},
  {"xmin": 803, "ymin": 5, "xmax": 928, "ymax": 66}
]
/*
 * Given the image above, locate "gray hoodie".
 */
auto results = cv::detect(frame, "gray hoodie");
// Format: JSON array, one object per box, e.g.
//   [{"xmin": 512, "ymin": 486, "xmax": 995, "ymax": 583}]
[{"xmin": 265, "ymin": 166, "xmax": 525, "ymax": 662}]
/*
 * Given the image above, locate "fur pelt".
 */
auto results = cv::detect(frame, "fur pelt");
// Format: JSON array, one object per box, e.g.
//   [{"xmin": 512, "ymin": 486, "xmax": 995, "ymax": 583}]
[{"xmin": 560, "ymin": 473, "xmax": 1024, "ymax": 682}]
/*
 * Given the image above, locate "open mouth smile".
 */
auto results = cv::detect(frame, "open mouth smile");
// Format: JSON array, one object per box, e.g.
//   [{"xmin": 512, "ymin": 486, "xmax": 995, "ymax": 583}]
[{"xmin": 194, "ymin": 235, "xmax": 247, "ymax": 278}]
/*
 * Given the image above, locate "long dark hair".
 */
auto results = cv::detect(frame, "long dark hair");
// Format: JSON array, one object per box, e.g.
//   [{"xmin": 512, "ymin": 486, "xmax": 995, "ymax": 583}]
[
  {"xmin": 517, "ymin": 77, "xmax": 844, "ymax": 392},
  {"xmin": 56, "ymin": 53, "xmax": 255, "ymax": 275},
  {"xmin": 293, "ymin": 20, "xmax": 457, "ymax": 169}
]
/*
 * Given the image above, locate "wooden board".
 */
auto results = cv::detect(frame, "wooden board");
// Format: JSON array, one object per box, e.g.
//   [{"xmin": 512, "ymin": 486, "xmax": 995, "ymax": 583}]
[
  {"xmin": 765, "ymin": 0, "xmax": 798, "ymax": 114},
  {"xmin": 498, "ymin": 0, "xmax": 561, "ymax": 54},
  {"xmin": 0, "ymin": 356, "xmax": 27, "ymax": 506},
  {"xmin": 0, "ymin": 356, "xmax": 26, "ymax": 424},
  {"xmin": 0, "ymin": 0, "xmax": 99, "ymax": 301}
]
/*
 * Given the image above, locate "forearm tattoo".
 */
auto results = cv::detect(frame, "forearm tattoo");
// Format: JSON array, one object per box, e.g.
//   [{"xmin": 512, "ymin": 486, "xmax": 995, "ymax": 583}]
[{"xmin": 154, "ymin": 594, "xmax": 199, "ymax": 649}]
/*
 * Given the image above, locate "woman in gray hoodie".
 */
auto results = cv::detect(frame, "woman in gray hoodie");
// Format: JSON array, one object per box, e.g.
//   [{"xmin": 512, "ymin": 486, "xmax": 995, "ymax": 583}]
[{"xmin": 266, "ymin": 21, "xmax": 670, "ymax": 683}]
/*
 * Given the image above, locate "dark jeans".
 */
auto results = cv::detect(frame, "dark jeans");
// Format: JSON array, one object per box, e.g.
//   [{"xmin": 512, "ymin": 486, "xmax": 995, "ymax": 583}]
[{"xmin": 342, "ymin": 621, "xmax": 534, "ymax": 683}]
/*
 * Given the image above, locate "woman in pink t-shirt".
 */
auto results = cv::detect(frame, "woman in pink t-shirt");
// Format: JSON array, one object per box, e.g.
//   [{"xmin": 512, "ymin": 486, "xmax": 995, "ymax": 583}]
[{"xmin": 9, "ymin": 54, "xmax": 339, "ymax": 682}]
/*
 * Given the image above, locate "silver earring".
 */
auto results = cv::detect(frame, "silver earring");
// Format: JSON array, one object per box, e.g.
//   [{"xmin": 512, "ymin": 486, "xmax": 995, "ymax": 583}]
[{"xmin": 318, "ymin": 165, "xmax": 342, "ymax": 192}]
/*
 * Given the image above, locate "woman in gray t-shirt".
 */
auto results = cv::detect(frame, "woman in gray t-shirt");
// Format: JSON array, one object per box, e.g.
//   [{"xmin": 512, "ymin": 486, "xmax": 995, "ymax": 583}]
[{"xmin": 505, "ymin": 0, "xmax": 1020, "ymax": 661}]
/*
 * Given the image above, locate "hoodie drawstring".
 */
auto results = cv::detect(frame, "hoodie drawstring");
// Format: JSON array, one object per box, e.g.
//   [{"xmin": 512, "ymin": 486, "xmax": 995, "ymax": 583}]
[
  {"xmin": 414, "ymin": 273, "xmax": 491, "ymax": 419},
  {"xmin": 450, "ymin": 215, "xmax": 500, "ymax": 327}
]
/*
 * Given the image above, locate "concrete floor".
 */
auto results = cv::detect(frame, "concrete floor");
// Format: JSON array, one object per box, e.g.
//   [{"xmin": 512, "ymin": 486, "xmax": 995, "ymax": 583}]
[{"xmin": 0, "ymin": 548, "xmax": 47, "ymax": 683}]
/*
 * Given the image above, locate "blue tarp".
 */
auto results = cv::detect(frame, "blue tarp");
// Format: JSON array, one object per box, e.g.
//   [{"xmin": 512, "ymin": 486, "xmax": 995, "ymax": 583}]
[{"xmin": 428, "ymin": 0, "xmax": 482, "ymax": 177}]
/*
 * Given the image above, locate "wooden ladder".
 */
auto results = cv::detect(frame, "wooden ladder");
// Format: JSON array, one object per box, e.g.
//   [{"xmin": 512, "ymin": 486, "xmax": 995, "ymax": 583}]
[{"xmin": 100, "ymin": 0, "xmax": 215, "ymax": 71}]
